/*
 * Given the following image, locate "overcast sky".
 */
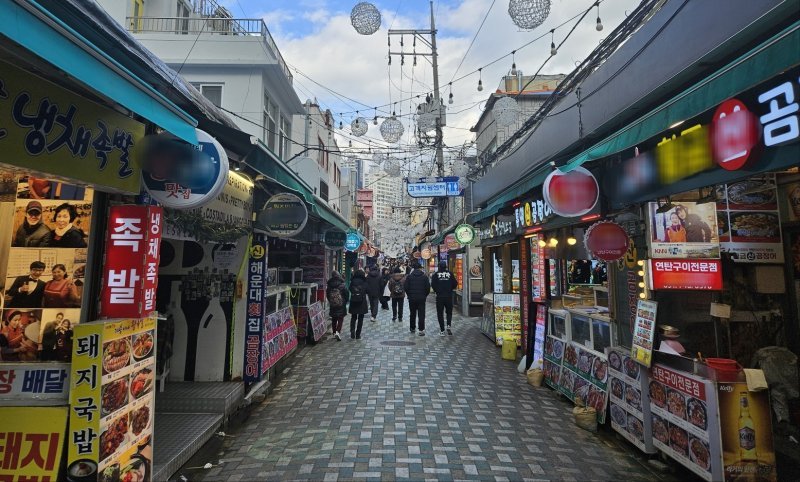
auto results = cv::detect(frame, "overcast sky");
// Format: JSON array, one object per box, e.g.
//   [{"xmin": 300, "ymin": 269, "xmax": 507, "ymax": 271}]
[{"xmin": 223, "ymin": 0, "xmax": 641, "ymax": 168}]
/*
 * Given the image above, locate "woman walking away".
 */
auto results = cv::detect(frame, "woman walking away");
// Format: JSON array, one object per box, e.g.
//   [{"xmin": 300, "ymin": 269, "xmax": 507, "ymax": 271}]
[
  {"xmin": 365, "ymin": 265, "xmax": 382, "ymax": 322},
  {"xmin": 380, "ymin": 267, "xmax": 391, "ymax": 310},
  {"xmin": 388, "ymin": 267, "xmax": 406, "ymax": 322},
  {"xmin": 326, "ymin": 271, "xmax": 349, "ymax": 341},
  {"xmin": 348, "ymin": 269, "xmax": 369, "ymax": 339}
]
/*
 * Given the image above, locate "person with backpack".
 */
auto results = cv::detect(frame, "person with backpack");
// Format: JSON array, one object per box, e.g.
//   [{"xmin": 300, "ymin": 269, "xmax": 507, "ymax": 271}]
[
  {"xmin": 365, "ymin": 265, "xmax": 382, "ymax": 322},
  {"xmin": 431, "ymin": 261, "xmax": 459, "ymax": 336},
  {"xmin": 380, "ymin": 267, "xmax": 391, "ymax": 310},
  {"xmin": 387, "ymin": 267, "xmax": 406, "ymax": 322},
  {"xmin": 348, "ymin": 269, "xmax": 369, "ymax": 339},
  {"xmin": 403, "ymin": 261, "xmax": 431, "ymax": 336},
  {"xmin": 326, "ymin": 271, "xmax": 349, "ymax": 341}
]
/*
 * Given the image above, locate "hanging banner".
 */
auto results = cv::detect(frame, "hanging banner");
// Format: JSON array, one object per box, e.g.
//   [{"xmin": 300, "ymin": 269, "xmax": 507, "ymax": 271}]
[
  {"xmin": 0, "ymin": 406, "xmax": 68, "ymax": 481},
  {"xmin": 631, "ymin": 300, "xmax": 658, "ymax": 367},
  {"xmin": 529, "ymin": 235, "xmax": 546, "ymax": 302},
  {"xmin": 648, "ymin": 259, "xmax": 723, "ymax": 291},
  {"xmin": 0, "ymin": 60, "xmax": 144, "ymax": 193},
  {"xmin": 648, "ymin": 201, "xmax": 720, "ymax": 259},
  {"xmin": 585, "ymin": 221, "xmax": 630, "ymax": 261},
  {"xmin": 99, "ymin": 206, "xmax": 163, "ymax": 319},
  {"xmin": 454, "ymin": 223, "xmax": 475, "ymax": 245},
  {"xmin": 543, "ymin": 167, "xmax": 599, "ymax": 217},
  {"xmin": 243, "ymin": 234, "xmax": 268, "ymax": 383},
  {"xmin": 257, "ymin": 193, "xmax": 308, "ymax": 238}
]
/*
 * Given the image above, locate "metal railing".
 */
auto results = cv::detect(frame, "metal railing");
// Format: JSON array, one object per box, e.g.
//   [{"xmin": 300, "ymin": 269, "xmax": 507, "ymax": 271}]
[{"xmin": 127, "ymin": 16, "xmax": 292, "ymax": 83}]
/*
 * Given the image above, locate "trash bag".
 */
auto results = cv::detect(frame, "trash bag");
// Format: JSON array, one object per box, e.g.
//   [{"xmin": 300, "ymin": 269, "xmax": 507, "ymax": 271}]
[
  {"xmin": 751, "ymin": 346, "xmax": 799, "ymax": 423},
  {"xmin": 527, "ymin": 368, "xmax": 544, "ymax": 387},
  {"xmin": 573, "ymin": 405, "xmax": 597, "ymax": 432},
  {"xmin": 517, "ymin": 355, "xmax": 527, "ymax": 373}
]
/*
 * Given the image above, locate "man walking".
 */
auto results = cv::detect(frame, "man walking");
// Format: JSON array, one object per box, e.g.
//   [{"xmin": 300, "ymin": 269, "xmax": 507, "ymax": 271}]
[
  {"xmin": 403, "ymin": 261, "xmax": 430, "ymax": 336},
  {"xmin": 387, "ymin": 267, "xmax": 406, "ymax": 322},
  {"xmin": 431, "ymin": 261, "xmax": 458, "ymax": 336},
  {"xmin": 365, "ymin": 265, "xmax": 382, "ymax": 322}
]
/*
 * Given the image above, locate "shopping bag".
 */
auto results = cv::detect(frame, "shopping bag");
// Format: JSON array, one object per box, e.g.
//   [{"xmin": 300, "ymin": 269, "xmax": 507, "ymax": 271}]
[{"xmin": 383, "ymin": 284, "xmax": 391, "ymax": 297}]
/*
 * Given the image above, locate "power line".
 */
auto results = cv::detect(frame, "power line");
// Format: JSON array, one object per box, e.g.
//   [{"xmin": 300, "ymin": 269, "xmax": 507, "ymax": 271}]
[{"xmin": 449, "ymin": 0, "xmax": 496, "ymax": 84}]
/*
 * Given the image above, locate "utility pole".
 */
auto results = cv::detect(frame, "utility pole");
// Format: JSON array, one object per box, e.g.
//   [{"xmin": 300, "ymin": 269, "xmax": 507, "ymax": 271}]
[{"xmin": 388, "ymin": 0, "xmax": 447, "ymax": 236}]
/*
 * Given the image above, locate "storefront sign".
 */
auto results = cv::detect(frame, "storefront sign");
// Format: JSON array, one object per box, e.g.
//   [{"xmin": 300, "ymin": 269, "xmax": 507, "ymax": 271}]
[
  {"xmin": 69, "ymin": 317, "xmax": 156, "ymax": 480},
  {"xmin": 344, "ymin": 230, "xmax": 361, "ymax": 251},
  {"xmin": 543, "ymin": 167, "xmax": 599, "ymax": 217},
  {"xmin": 99, "ymin": 205, "xmax": 163, "ymax": 319},
  {"xmin": 514, "ymin": 198, "xmax": 554, "ymax": 229},
  {"xmin": 631, "ymin": 300, "xmax": 657, "ymax": 367},
  {"xmin": 406, "ymin": 176, "xmax": 462, "ymax": 197},
  {"xmin": 478, "ymin": 215, "xmax": 514, "ymax": 242},
  {"xmin": 420, "ymin": 247, "xmax": 431, "ymax": 259},
  {"xmin": 0, "ymin": 61, "xmax": 144, "ymax": 193},
  {"xmin": 324, "ymin": 230, "xmax": 346, "ymax": 248},
  {"xmin": 718, "ymin": 175, "xmax": 783, "ymax": 263},
  {"xmin": 454, "ymin": 254, "xmax": 463, "ymax": 291},
  {"xmin": 0, "ymin": 362, "xmax": 69, "ymax": 403},
  {"xmin": 142, "ymin": 129, "xmax": 229, "ymax": 209},
  {"xmin": 648, "ymin": 259, "xmax": 723, "ymax": 290},
  {"xmin": 718, "ymin": 382, "xmax": 777, "ymax": 481},
  {"xmin": 493, "ymin": 293, "xmax": 521, "ymax": 347},
  {"xmin": 444, "ymin": 233, "xmax": 460, "ymax": 251},
  {"xmin": 585, "ymin": 221, "xmax": 629, "ymax": 261},
  {"xmin": 257, "ymin": 193, "xmax": 308, "ymax": 238},
  {"xmin": 244, "ymin": 234, "xmax": 268, "ymax": 383},
  {"xmin": 756, "ymin": 75, "xmax": 800, "ymax": 147},
  {"xmin": 648, "ymin": 201, "xmax": 720, "ymax": 259},
  {"xmin": 0, "ymin": 406, "xmax": 68, "ymax": 481},
  {"xmin": 649, "ymin": 364, "xmax": 722, "ymax": 481},
  {"xmin": 606, "ymin": 347, "xmax": 656, "ymax": 454},
  {"xmin": 710, "ymin": 99, "xmax": 760, "ymax": 171},
  {"xmin": 529, "ymin": 235, "xmax": 546, "ymax": 302},
  {"xmin": 454, "ymin": 223, "xmax": 475, "ymax": 245}
]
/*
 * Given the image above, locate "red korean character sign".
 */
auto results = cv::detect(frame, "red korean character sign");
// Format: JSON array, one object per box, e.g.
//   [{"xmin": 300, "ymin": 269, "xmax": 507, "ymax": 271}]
[{"xmin": 99, "ymin": 206, "xmax": 163, "ymax": 318}]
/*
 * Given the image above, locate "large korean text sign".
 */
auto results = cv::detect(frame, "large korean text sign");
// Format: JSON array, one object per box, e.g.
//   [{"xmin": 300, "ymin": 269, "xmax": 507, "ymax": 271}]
[
  {"xmin": 0, "ymin": 406, "xmax": 68, "ymax": 481},
  {"xmin": 244, "ymin": 234, "xmax": 268, "ymax": 383},
  {"xmin": 0, "ymin": 60, "xmax": 144, "ymax": 193}
]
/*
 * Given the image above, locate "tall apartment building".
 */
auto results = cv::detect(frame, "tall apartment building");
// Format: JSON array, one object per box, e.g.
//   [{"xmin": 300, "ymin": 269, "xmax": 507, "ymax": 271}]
[
  {"xmin": 341, "ymin": 156, "xmax": 365, "ymax": 189},
  {"xmin": 364, "ymin": 171, "xmax": 404, "ymax": 225}
]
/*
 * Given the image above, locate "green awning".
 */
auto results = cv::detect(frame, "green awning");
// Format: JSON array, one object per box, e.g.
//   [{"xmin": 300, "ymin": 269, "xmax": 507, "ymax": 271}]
[
  {"xmin": 312, "ymin": 202, "xmax": 350, "ymax": 233},
  {"xmin": 467, "ymin": 167, "xmax": 550, "ymax": 225},
  {"xmin": 560, "ymin": 21, "xmax": 800, "ymax": 173}
]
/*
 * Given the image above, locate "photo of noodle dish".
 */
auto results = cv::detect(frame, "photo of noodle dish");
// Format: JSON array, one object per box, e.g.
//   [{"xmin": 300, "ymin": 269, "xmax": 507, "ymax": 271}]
[
  {"xmin": 687, "ymin": 397, "xmax": 708, "ymax": 430},
  {"xmin": 689, "ymin": 437, "xmax": 711, "ymax": 471}
]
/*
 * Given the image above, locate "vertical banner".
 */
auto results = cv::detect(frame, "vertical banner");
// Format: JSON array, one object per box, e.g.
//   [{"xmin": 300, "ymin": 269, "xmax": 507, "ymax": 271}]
[
  {"xmin": 529, "ymin": 235, "xmax": 546, "ymax": 302},
  {"xmin": 0, "ymin": 406, "xmax": 69, "ymax": 480},
  {"xmin": 631, "ymin": 300, "xmax": 658, "ymax": 367},
  {"xmin": 519, "ymin": 239, "xmax": 530, "ymax": 351},
  {"xmin": 531, "ymin": 304, "xmax": 547, "ymax": 366},
  {"xmin": 68, "ymin": 317, "xmax": 156, "ymax": 481},
  {"xmin": 99, "ymin": 205, "xmax": 163, "ymax": 319},
  {"xmin": 243, "ymin": 233, "xmax": 267, "ymax": 383}
]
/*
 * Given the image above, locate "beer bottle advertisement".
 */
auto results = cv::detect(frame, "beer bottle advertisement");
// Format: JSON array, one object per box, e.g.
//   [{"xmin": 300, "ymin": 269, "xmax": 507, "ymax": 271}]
[{"xmin": 718, "ymin": 382, "xmax": 777, "ymax": 481}]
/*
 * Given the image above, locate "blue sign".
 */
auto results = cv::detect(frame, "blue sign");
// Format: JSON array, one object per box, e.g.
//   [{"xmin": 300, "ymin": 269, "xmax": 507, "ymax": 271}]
[
  {"xmin": 406, "ymin": 176, "xmax": 463, "ymax": 198},
  {"xmin": 243, "ymin": 233, "xmax": 268, "ymax": 383},
  {"xmin": 345, "ymin": 230, "xmax": 362, "ymax": 251}
]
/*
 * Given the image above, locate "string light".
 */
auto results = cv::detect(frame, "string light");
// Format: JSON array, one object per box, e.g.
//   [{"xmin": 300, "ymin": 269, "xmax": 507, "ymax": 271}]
[
  {"xmin": 448, "ymin": 82, "xmax": 454, "ymax": 105},
  {"xmin": 595, "ymin": 2, "xmax": 604, "ymax": 31},
  {"xmin": 477, "ymin": 68, "xmax": 483, "ymax": 92},
  {"xmin": 567, "ymin": 237, "xmax": 577, "ymax": 245},
  {"xmin": 550, "ymin": 29, "xmax": 558, "ymax": 55},
  {"xmin": 511, "ymin": 51, "xmax": 517, "ymax": 76}
]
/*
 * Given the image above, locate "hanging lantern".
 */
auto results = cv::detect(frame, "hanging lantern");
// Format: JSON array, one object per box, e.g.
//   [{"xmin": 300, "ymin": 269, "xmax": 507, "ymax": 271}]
[
  {"xmin": 380, "ymin": 115, "xmax": 405, "ymax": 143},
  {"xmin": 417, "ymin": 112, "xmax": 436, "ymax": 133},
  {"xmin": 508, "ymin": 0, "xmax": 551, "ymax": 30},
  {"xmin": 451, "ymin": 158, "xmax": 469, "ymax": 177},
  {"xmin": 351, "ymin": 2, "xmax": 381, "ymax": 35},
  {"xmin": 494, "ymin": 96, "xmax": 520, "ymax": 127},
  {"xmin": 383, "ymin": 157, "xmax": 401, "ymax": 176},
  {"xmin": 351, "ymin": 117, "xmax": 368, "ymax": 137},
  {"xmin": 372, "ymin": 151, "xmax": 387, "ymax": 166}
]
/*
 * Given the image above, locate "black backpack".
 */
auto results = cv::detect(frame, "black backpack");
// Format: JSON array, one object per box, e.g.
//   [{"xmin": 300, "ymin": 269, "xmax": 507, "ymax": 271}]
[{"xmin": 350, "ymin": 283, "xmax": 365, "ymax": 303}]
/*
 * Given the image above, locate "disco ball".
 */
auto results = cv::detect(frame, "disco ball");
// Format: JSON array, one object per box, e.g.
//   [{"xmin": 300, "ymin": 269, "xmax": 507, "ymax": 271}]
[
  {"xmin": 417, "ymin": 112, "xmax": 436, "ymax": 133},
  {"xmin": 383, "ymin": 157, "xmax": 401, "ymax": 176},
  {"xmin": 351, "ymin": 117, "xmax": 368, "ymax": 137},
  {"xmin": 494, "ymin": 96, "xmax": 520, "ymax": 127},
  {"xmin": 380, "ymin": 116, "xmax": 405, "ymax": 143},
  {"xmin": 372, "ymin": 152, "xmax": 387, "ymax": 165},
  {"xmin": 451, "ymin": 158, "xmax": 469, "ymax": 177},
  {"xmin": 351, "ymin": 2, "xmax": 381, "ymax": 35},
  {"xmin": 508, "ymin": 0, "xmax": 551, "ymax": 30}
]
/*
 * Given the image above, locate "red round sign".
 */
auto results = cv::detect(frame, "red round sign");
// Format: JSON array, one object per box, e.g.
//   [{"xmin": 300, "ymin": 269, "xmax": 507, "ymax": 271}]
[
  {"xmin": 710, "ymin": 98, "xmax": 760, "ymax": 171},
  {"xmin": 584, "ymin": 221, "xmax": 629, "ymax": 261},
  {"xmin": 444, "ymin": 234, "xmax": 460, "ymax": 250},
  {"xmin": 543, "ymin": 167, "xmax": 599, "ymax": 217}
]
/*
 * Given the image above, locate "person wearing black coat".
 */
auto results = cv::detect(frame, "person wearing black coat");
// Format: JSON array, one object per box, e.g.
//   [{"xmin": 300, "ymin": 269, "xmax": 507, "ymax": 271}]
[
  {"xmin": 365, "ymin": 266, "xmax": 382, "ymax": 322},
  {"xmin": 380, "ymin": 268, "xmax": 391, "ymax": 310},
  {"xmin": 348, "ymin": 270, "xmax": 369, "ymax": 339},
  {"xmin": 403, "ymin": 261, "xmax": 431, "ymax": 336},
  {"xmin": 431, "ymin": 261, "xmax": 459, "ymax": 336},
  {"xmin": 326, "ymin": 271, "xmax": 349, "ymax": 341}
]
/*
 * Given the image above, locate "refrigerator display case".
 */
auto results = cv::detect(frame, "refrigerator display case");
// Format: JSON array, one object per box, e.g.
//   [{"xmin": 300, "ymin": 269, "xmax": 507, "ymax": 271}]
[
  {"xmin": 265, "ymin": 285, "xmax": 291, "ymax": 314},
  {"xmin": 289, "ymin": 283, "xmax": 319, "ymax": 307},
  {"xmin": 278, "ymin": 267, "xmax": 303, "ymax": 284},
  {"xmin": 289, "ymin": 283, "xmax": 324, "ymax": 341},
  {"xmin": 568, "ymin": 309, "xmax": 616, "ymax": 354}
]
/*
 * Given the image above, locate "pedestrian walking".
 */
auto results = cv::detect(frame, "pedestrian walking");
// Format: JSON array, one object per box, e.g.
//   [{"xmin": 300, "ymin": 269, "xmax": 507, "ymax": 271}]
[
  {"xmin": 348, "ymin": 269, "xmax": 368, "ymax": 339},
  {"xmin": 431, "ymin": 261, "xmax": 458, "ymax": 336},
  {"xmin": 380, "ymin": 267, "xmax": 391, "ymax": 310},
  {"xmin": 403, "ymin": 261, "xmax": 430, "ymax": 336},
  {"xmin": 387, "ymin": 267, "xmax": 406, "ymax": 322},
  {"xmin": 365, "ymin": 265, "xmax": 382, "ymax": 322},
  {"xmin": 326, "ymin": 271, "xmax": 349, "ymax": 341}
]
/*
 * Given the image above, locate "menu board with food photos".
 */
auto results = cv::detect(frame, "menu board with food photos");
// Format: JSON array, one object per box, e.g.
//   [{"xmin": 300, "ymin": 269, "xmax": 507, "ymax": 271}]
[
  {"xmin": 649, "ymin": 363, "xmax": 722, "ymax": 481},
  {"xmin": 262, "ymin": 306, "xmax": 297, "ymax": 373},
  {"xmin": 559, "ymin": 341, "xmax": 609, "ymax": 423},
  {"xmin": 308, "ymin": 301, "xmax": 326, "ymax": 342},
  {"xmin": 493, "ymin": 293, "xmax": 521, "ymax": 347},
  {"xmin": 543, "ymin": 335, "xmax": 565, "ymax": 390},
  {"xmin": 606, "ymin": 347, "xmax": 656, "ymax": 454},
  {"xmin": 68, "ymin": 317, "xmax": 155, "ymax": 482}
]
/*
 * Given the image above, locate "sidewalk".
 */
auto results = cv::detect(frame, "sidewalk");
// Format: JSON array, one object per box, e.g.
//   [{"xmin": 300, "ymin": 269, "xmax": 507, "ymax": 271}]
[{"xmin": 178, "ymin": 300, "xmax": 678, "ymax": 481}]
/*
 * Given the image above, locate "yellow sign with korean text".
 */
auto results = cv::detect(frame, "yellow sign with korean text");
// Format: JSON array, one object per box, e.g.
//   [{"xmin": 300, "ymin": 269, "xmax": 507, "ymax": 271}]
[
  {"xmin": 0, "ymin": 405, "xmax": 68, "ymax": 481},
  {"xmin": 0, "ymin": 60, "xmax": 144, "ymax": 193},
  {"xmin": 68, "ymin": 317, "xmax": 156, "ymax": 480}
]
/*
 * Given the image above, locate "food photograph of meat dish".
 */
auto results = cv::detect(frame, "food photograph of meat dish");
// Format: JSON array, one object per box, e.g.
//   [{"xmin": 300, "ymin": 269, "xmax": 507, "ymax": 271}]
[
  {"xmin": 130, "ymin": 367, "xmax": 153, "ymax": 400},
  {"xmin": 100, "ymin": 414, "xmax": 129, "ymax": 461},
  {"xmin": 591, "ymin": 358, "xmax": 608, "ymax": 384},
  {"xmin": 650, "ymin": 381, "xmax": 667, "ymax": 409},
  {"xmin": 625, "ymin": 385, "xmax": 642, "ymax": 412},
  {"xmin": 101, "ymin": 376, "xmax": 129, "ymax": 417},
  {"xmin": 610, "ymin": 403, "xmax": 627, "ymax": 428},
  {"xmin": 608, "ymin": 351, "xmax": 622, "ymax": 372},
  {"xmin": 103, "ymin": 338, "xmax": 131, "ymax": 375},
  {"xmin": 687, "ymin": 397, "xmax": 708, "ymax": 430},
  {"xmin": 667, "ymin": 388, "xmax": 687, "ymax": 420},
  {"xmin": 131, "ymin": 331, "xmax": 154, "ymax": 361},
  {"xmin": 564, "ymin": 343, "xmax": 578, "ymax": 367},
  {"xmin": 611, "ymin": 378, "xmax": 624, "ymax": 401},
  {"xmin": 623, "ymin": 356, "xmax": 640, "ymax": 380},
  {"xmin": 669, "ymin": 423, "xmax": 689, "ymax": 457},
  {"xmin": 652, "ymin": 414, "xmax": 669, "ymax": 445},
  {"xmin": 130, "ymin": 404, "xmax": 150, "ymax": 436},
  {"xmin": 689, "ymin": 437, "xmax": 711, "ymax": 471}
]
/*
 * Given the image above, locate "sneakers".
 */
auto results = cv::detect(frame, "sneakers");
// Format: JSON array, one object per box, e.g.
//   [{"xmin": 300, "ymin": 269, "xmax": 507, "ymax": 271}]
[
  {"xmin": 447, "ymin": 327, "xmax": 453, "ymax": 336},
  {"xmin": 351, "ymin": 333, "xmax": 356, "ymax": 339},
  {"xmin": 334, "ymin": 332, "xmax": 341, "ymax": 341},
  {"xmin": 439, "ymin": 331, "xmax": 445, "ymax": 337},
  {"xmin": 410, "ymin": 329, "xmax": 416, "ymax": 334},
  {"xmin": 418, "ymin": 330, "xmax": 425, "ymax": 337},
  {"xmin": 371, "ymin": 317, "xmax": 376, "ymax": 322},
  {"xmin": 356, "ymin": 335, "xmax": 361, "ymax": 340},
  {"xmin": 391, "ymin": 317, "xmax": 396, "ymax": 322}
]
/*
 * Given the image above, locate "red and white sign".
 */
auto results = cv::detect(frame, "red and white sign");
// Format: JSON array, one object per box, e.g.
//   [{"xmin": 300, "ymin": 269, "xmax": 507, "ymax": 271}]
[
  {"xmin": 584, "ymin": 221, "xmax": 629, "ymax": 261},
  {"xmin": 711, "ymin": 99, "xmax": 760, "ymax": 171},
  {"xmin": 651, "ymin": 364, "xmax": 706, "ymax": 400},
  {"xmin": 543, "ymin": 166, "xmax": 599, "ymax": 217},
  {"xmin": 444, "ymin": 233, "xmax": 460, "ymax": 251},
  {"xmin": 99, "ymin": 205, "xmax": 163, "ymax": 318},
  {"xmin": 647, "ymin": 259, "xmax": 723, "ymax": 291}
]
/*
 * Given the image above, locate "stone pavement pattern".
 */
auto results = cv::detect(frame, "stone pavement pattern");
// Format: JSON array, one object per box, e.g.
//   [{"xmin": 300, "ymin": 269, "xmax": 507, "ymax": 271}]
[{"xmin": 188, "ymin": 301, "xmax": 673, "ymax": 481}]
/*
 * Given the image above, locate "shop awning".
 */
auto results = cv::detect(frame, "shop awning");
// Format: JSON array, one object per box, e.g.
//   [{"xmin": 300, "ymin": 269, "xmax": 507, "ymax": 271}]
[
  {"xmin": 559, "ymin": 21, "xmax": 800, "ymax": 173},
  {"xmin": 466, "ymin": 166, "xmax": 551, "ymax": 225},
  {"xmin": 0, "ymin": 0, "xmax": 198, "ymax": 144}
]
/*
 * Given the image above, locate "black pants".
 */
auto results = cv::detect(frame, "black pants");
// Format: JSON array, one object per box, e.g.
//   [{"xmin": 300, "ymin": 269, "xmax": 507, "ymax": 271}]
[
  {"xmin": 408, "ymin": 299, "xmax": 426, "ymax": 332},
  {"xmin": 380, "ymin": 296, "xmax": 390, "ymax": 309},
  {"xmin": 331, "ymin": 315, "xmax": 344, "ymax": 334},
  {"xmin": 436, "ymin": 297, "xmax": 454, "ymax": 331},
  {"xmin": 391, "ymin": 298, "xmax": 404, "ymax": 320},
  {"xmin": 350, "ymin": 313, "xmax": 364, "ymax": 337},
  {"xmin": 368, "ymin": 297, "xmax": 380, "ymax": 318}
]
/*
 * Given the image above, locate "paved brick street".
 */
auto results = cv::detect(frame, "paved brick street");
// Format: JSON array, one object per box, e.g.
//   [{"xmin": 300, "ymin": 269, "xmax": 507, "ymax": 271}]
[{"xmin": 185, "ymin": 302, "xmax": 676, "ymax": 481}]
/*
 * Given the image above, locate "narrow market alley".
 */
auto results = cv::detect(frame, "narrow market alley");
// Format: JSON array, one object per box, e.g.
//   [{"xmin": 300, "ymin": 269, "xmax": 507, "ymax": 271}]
[{"xmin": 179, "ymin": 303, "xmax": 677, "ymax": 481}]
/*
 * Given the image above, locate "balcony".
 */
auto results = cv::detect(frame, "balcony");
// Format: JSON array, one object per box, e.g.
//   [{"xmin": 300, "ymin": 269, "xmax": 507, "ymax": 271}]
[{"xmin": 126, "ymin": 16, "xmax": 292, "ymax": 83}]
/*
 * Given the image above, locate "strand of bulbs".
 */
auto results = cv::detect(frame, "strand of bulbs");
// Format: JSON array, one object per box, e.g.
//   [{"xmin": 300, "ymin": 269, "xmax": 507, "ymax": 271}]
[{"xmin": 536, "ymin": 236, "xmax": 578, "ymax": 248}]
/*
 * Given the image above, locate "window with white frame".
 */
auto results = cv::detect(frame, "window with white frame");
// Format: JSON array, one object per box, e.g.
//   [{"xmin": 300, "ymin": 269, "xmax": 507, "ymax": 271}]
[
  {"xmin": 191, "ymin": 83, "xmax": 223, "ymax": 107},
  {"xmin": 264, "ymin": 92, "xmax": 278, "ymax": 153},
  {"xmin": 280, "ymin": 117, "xmax": 291, "ymax": 160}
]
